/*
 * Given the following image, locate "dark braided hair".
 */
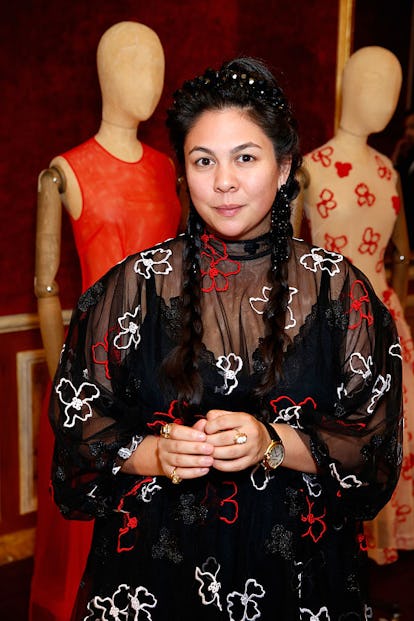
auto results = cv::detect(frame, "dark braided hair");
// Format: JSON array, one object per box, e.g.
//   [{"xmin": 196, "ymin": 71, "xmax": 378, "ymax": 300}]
[{"xmin": 163, "ymin": 57, "xmax": 302, "ymax": 409}]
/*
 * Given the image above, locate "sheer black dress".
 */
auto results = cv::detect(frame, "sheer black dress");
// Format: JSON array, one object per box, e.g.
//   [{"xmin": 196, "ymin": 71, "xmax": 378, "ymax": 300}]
[{"xmin": 49, "ymin": 233, "xmax": 402, "ymax": 621}]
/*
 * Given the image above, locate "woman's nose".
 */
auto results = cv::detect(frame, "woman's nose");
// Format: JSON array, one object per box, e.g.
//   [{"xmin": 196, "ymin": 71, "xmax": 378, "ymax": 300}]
[{"xmin": 214, "ymin": 165, "xmax": 238, "ymax": 193}]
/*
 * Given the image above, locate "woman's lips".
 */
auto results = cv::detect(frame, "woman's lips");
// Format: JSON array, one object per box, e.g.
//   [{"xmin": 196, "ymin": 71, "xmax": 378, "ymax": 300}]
[{"xmin": 214, "ymin": 204, "xmax": 243, "ymax": 216}]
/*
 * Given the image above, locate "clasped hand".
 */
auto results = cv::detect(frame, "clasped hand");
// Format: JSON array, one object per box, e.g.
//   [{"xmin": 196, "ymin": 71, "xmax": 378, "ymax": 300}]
[{"xmin": 158, "ymin": 410, "xmax": 269, "ymax": 481}]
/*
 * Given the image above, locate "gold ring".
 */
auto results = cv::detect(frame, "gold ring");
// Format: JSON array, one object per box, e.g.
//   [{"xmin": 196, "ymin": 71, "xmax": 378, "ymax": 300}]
[
  {"xmin": 233, "ymin": 430, "xmax": 248, "ymax": 445},
  {"xmin": 170, "ymin": 467, "xmax": 182, "ymax": 485},
  {"xmin": 160, "ymin": 423, "xmax": 172, "ymax": 439}
]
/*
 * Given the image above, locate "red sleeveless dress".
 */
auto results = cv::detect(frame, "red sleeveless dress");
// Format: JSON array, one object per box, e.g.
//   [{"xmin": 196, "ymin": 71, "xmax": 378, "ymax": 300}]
[{"xmin": 30, "ymin": 138, "xmax": 181, "ymax": 621}]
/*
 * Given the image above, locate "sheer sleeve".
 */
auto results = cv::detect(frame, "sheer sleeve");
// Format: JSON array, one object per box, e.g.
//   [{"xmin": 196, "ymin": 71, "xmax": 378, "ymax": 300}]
[
  {"xmin": 49, "ymin": 257, "xmax": 150, "ymax": 520},
  {"xmin": 300, "ymin": 259, "xmax": 403, "ymax": 520}
]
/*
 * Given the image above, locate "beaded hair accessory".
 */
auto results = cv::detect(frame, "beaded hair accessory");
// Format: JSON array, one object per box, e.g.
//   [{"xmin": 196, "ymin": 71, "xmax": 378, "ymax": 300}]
[{"xmin": 172, "ymin": 66, "xmax": 290, "ymax": 114}]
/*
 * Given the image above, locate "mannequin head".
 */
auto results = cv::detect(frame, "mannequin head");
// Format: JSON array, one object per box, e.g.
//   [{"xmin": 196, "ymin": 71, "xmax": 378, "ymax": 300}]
[
  {"xmin": 339, "ymin": 46, "xmax": 402, "ymax": 136},
  {"xmin": 97, "ymin": 21, "xmax": 165, "ymax": 125}
]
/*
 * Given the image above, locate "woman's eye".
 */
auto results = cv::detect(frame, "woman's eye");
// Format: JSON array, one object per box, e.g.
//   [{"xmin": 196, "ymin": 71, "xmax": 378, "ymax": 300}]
[
  {"xmin": 195, "ymin": 157, "xmax": 213, "ymax": 167},
  {"xmin": 237, "ymin": 154, "xmax": 255, "ymax": 163}
]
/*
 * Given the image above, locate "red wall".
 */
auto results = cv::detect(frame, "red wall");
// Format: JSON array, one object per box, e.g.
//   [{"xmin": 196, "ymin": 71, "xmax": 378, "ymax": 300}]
[{"xmin": 0, "ymin": 0, "xmax": 339, "ymax": 316}]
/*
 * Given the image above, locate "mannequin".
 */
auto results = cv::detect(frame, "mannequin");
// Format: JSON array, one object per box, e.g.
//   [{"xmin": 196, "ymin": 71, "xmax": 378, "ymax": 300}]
[
  {"xmin": 302, "ymin": 46, "xmax": 414, "ymax": 565},
  {"xmin": 31, "ymin": 22, "xmax": 182, "ymax": 621}
]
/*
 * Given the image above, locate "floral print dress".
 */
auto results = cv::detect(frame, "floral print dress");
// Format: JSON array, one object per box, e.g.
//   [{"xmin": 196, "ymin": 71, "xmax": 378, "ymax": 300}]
[
  {"xmin": 50, "ymin": 233, "xmax": 402, "ymax": 620},
  {"xmin": 304, "ymin": 142, "xmax": 414, "ymax": 565}
]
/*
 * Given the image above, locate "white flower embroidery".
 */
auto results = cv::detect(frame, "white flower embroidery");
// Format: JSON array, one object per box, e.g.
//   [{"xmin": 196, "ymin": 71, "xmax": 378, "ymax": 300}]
[
  {"xmin": 389, "ymin": 339, "xmax": 402, "ymax": 360},
  {"xmin": 285, "ymin": 286, "xmax": 298, "ymax": 329},
  {"xmin": 84, "ymin": 584, "xmax": 157, "ymax": 621},
  {"xmin": 249, "ymin": 286, "xmax": 271, "ymax": 314},
  {"xmin": 350, "ymin": 352, "xmax": 373, "ymax": 379},
  {"xmin": 195, "ymin": 556, "xmax": 222, "ymax": 610},
  {"xmin": 367, "ymin": 374, "xmax": 391, "ymax": 414},
  {"xmin": 55, "ymin": 378, "xmax": 100, "ymax": 428},
  {"xmin": 250, "ymin": 463, "xmax": 272, "ymax": 491},
  {"xmin": 227, "ymin": 578, "xmax": 265, "ymax": 621},
  {"xmin": 273, "ymin": 405, "xmax": 304, "ymax": 430},
  {"xmin": 302, "ymin": 473, "xmax": 322, "ymax": 498},
  {"xmin": 216, "ymin": 353, "xmax": 243, "ymax": 395},
  {"xmin": 112, "ymin": 436, "xmax": 143, "ymax": 475},
  {"xmin": 300, "ymin": 247, "xmax": 343, "ymax": 276},
  {"xmin": 114, "ymin": 306, "xmax": 141, "ymax": 350},
  {"xmin": 140, "ymin": 478, "xmax": 162, "ymax": 503},
  {"xmin": 134, "ymin": 248, "xmax": 172, "ymax": 279},
  {"xmin": 329, "ymin": 462, "xmax": 365, "ymax": 489},
  {"xmin": 336, "ymin": 383, "xmax": 348, "ymax": 400},
  {"xmin": 299, "ymin": 605, "xmax": 330, "ymax": 620}
]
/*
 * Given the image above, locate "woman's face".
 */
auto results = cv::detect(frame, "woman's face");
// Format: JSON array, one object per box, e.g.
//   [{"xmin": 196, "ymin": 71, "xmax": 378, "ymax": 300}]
[{"xmin": 184, "ymin": 107, "xmax": 290, "ymax": 240}]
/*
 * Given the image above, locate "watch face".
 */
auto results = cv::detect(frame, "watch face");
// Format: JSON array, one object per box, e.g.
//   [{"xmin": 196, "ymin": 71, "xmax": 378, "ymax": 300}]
[{"xmin": 266, "ymin": 442, "xmax": 285, "ymax": 469}]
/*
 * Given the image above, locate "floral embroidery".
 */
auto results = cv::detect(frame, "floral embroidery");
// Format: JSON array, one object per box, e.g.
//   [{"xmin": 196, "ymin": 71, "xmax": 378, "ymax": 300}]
[
  {"xmin": 300, "ymin": 247, "xmax": 343, "ymax": 276},
  {"xmin": 317, "ymin": 188, "xmax": 337, "ymax": 219},
  {"xmin": 299, "ymin": 606, "xmax": 330, "ymax": 620},
  {"xmin": 367, "ymin": 374, "xmax": 391, "ymax": 414},
  {"xmin": 334, "ymin": 161, "xmax": 352, "ymax": 177},
  {"xmin": 285, "ymin": 287, "xmax": 298, "ymax": 329},
  {"xmin": 146, "ymin": 400, "xmax": 184, "ymax": 434},
  {"xmin": 226, "ymin": 578, "xmax": 265, "ymax": 621},
  {"xmin": 84, "ymin": 583, "xmax": 157, "ymax": 620},
  {"xmin": 250, "ymin": 463, "xmax": 273, "ymax": 491},
  {"xmin": 202, "ymin": 481, "xmax": 240, "ymax": 524},
  {"xmin": 55, "ymin": 378, "xmax": 100, "ymax": 428},
  {"xmin": 329, "ymin": 463, "xmax": 365, "ymax": 489},
  {"xmin": 400, "ymin": 335, "xmax": 414, "ymax": 363},
  {"xmin": 195, "ymin": 556, "xmax": 222, "ymax": 610},
  {"xmin": 116, "ymin": 477, "xmax": 154, "ymax": 552},
  {"xmin": 113, "ymin": 435, "xmax": 144, "ymax": 475},
  {"xmin": 324, "ymin": 233, "xmax": 347, "ymax": 253},
  {"xmin": 311, "ymin": 146, "xmax": 333, "ymax": 167},
  {"xmin": 92, "ymin": 329, "xmax": 112, "ymax": 379},
  {"xmin": 355, "ymin": 183, "xmax": 375, "ymax": 206},
  {"xmin": 389, "ymin": 340, "xmax": 403, "ymax": 360},
  {"xmin": 375, "ymin": 247, "xmax": 386, "ymax": 273},
  {"xmin": 375, "ymin": 154, "xmax": 392, "ymax": 180},
  {"xmin": 270, "ymin": 395, "xmax": 317, "ymax": 430},
  {"xmin": 349, "ymin": 352, "xmax": 373, "ymax": 379},
  {"xmin": 302, "ymin": 474, "xmax": 322, "ymax": 498},
  {"xmin": 113, "ymin": 306, "xmax": 141, "ymax": 350},
  {"xmin": 134, "ymin": 248, "xmax": 172, "ymax": 279},
  {"xmin": 347, "ymin": 279, "xmax": 374, "ymax": 330},
  {"xmin": 249, "ymin": 286, "xmax": 271, "ymax": 314},
  {"xmin": 200, "ymin": 234, "xmax": 241, "ymax": 292},
  {"xmin": 300, "ymin": 496, "xmax": 327, "ymax": 543},
  {"xmin": 174, "ymin": 493, "xmax": 208, "ymax": 525},
  {"xmin": 216, "ymin": 353, "xmax": 243, "ymax": 395},
  {"xmin": 358, "ymin": 227, "xmax": 381, "ymax": 255},
  {"xmin": 265, "ymin": 523, "xmax": 294, "ymax": 559},
  {"xmin": 152, "ymin": 527, "xmax": 183, "ymax": 564}
]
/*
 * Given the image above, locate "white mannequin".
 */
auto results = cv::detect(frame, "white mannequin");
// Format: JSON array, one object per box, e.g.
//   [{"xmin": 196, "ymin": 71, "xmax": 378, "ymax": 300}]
[
  {"xmin": 302, "ymin": 45, "xmax": 409, "ymax": 304},
  {"xmin": 35, "ymin": 21, "xmax": 182, "ymax": 377},
  {"xmin": 302, "ymin": 46, "xmax": 414, "ymax": 568}
]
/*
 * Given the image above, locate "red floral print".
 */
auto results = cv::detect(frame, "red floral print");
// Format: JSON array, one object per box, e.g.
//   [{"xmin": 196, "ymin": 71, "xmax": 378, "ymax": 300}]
[
  {"xmin": 317, "ymin": 188, "xmax": 337, "ymax": 219},
  {"xmin": 311, "ymin": 146, "xmax": 334, "ymax": 167},
  {"xmin": 355, "ymin": 183, "xmax": 375, "ymax": 206},
  {"xmin": 375, "ymin": 247, "xmax": 386, "ymax": 273},
  {"xmin": 392, "ymin": 195, "xmax": 401, "ymax": 215},
  {"xmin": 147, "ymin": 400, "xmax": 184, "ymax": 433},
  {"xmin": 358, "ymin": 227, "xmax": 381, "ymax": 255},
  {"xmin": 324, "ymin": 233, "xmax": 347, "ymax": 253},
  {"xmin": 334, "ymin": 161, "xmax": 352, "ymax": 177},
  {"xmin": 200, "ymin": 233, "xmax": 241, "ymax": 293},
  {"xmin": 347, "ymin": 279, "xmax": 374, "ymax": 330},
  {"xmin": 202, "ymin": 481, "xmax": 239, "ymax": 525},
  {"xmin": 91, "ymin": 326, "xmax": 120, "ymax": 379},
  {"xmin": 375, "ymin": 155, "xmax": 392, "ymax": 180},
  {"xmin": 301, "ymin": 496, "xmax": 327, "ymax": 543},
  {"xmin": 116, "ymin": 477, "xmax": 154, "ymax": 552}
]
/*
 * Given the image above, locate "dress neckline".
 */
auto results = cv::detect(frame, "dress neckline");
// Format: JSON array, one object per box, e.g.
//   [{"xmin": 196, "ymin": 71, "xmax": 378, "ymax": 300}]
[{"xmin": 200, "ymin": 231, "xmax": 271, "ymax": 261}]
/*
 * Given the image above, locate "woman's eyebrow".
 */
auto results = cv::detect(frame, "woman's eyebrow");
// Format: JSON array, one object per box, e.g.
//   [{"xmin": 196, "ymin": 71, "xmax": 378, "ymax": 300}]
[{"xmin": 188, "ymin": 142, "xmax": 262, "ymax": 156}]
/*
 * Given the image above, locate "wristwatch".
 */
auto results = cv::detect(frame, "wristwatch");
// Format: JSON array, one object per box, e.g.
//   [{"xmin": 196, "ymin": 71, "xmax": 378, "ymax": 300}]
[{"xmin": 261, "ymin": 421, "xmax": 285, "ymax": 471}]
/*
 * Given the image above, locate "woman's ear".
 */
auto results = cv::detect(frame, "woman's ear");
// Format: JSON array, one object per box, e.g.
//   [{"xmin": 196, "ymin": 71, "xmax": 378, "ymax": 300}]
[{"xmin": 278, "ymin": 157, "xmax": 292, "ymax": 188}]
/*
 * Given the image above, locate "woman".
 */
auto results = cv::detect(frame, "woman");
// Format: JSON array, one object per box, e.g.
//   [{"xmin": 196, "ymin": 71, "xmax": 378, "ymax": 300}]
[{"xmin": 50, "ymin": 57, "xmax": 402, "ymax": 620}]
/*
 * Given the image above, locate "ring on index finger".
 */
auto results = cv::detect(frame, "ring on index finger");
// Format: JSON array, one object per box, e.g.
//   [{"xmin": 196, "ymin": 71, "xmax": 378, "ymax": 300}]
[
  {"xmin": 160, "ymin": 423, "xmax": 172, "ymax": 439},
  {"xmin": 233, "ymin": 430, "xmax": 248, "ymax": 445}
]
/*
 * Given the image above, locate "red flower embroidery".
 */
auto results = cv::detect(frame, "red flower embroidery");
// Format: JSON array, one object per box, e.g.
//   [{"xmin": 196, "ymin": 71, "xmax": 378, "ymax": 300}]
[
  {"xmin": 147, "ymin": 400, "xmax": 184, "ymax": 433},
  {"xmin": 317, "ymin": 188, "xmax": 337, "ymax": 218},
  {"xmin": 347, "ymin": 279, "xmax": 374, "ymax": 330},
  {"xmin": 311, "ymin": 146, "xmax": 334, "ymax": 167},
  {"xmin": 355, "ymin": 183, "xmax": 375, "ymax": 206},
  {"xmin": 116, "ymin": 477, "xmax": 154, "ymax": 552},
  {"xmin": 357, "ymin": 532, "xmax": 368, "ymax": 552},
  {"xmin": 358, "ymin": 227, "xmax": 381, "ymax": 255},
  {"xmin": 202, "ymin": 481, "xmax": 239, "ymax": 524},
  {"xmin": 301, "ymin": 496, "xmax": 327, "ymax": 543},
  {"xmin": 324, "ymin": 233, "xmax": 347, "ymax": 253},
  {"xmin": 91, "ymin": 326, "xmax": 119, "ymax": 379},
  {"xmin": 200, "ymin": 233, "xmax": 241, "ymax": 293},
  {"xmin": 392, "ymin": 195, "xmax": 401, "ymax": 215},
  {"xmin": 375, "ymin": 247, "xmax": 386, "ymax": 273},
  {"xmin": 334, "ymin": 161, "xmax": 352, "ymax": 177},
  {"xmin": 375, "ymin": 155, "xmax": 392, "ymax": 180}
]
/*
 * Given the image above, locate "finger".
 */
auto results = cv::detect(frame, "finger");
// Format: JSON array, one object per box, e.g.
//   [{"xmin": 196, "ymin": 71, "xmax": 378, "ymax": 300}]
[
  {"xmin": 192, "ymin": 418, "xmax": 207, "ymax": 432},
  {"xmin": 212, "ymin": 444, "xmax": 248, "ymax": 461},
  {"xmin": 207, "ymin": 429, "xmax": 244, "ymax": 448},
  {"xmin": 159, "ymin": 438, "xmax": 214, "ymax": 457},
  {"xmin": 163, "ymin": 422, "xmax": 207, "ymax": 442},
  {"xmin": 169, "ymin": 452, "xmax": 214, "ymax": 469},
  {"xmin": 205, "ymin": 412, "xmax": 241, "ymax": 434},
  {"xmin": 212, "ymin": 457, "xmax": 250, "ymax": 472},
  {"xmin": 169, "ymin": 467, "xmax": 210, "ymax": 481}
]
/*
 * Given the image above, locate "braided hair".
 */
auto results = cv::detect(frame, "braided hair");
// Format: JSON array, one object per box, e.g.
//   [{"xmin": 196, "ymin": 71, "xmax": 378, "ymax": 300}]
[{"xmin": 163, "ymin": 57, "xmax": 301, "ymax": 410}]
